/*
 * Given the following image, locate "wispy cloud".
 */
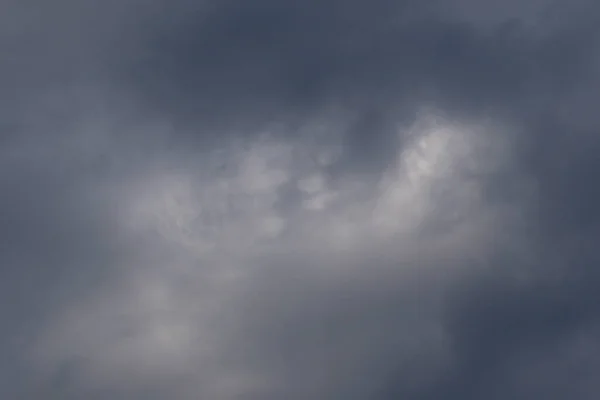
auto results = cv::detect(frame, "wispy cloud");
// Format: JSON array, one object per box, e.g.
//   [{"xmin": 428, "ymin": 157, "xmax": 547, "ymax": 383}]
[{"xmin": 1, "ymin": 0, "xmax": 600, "ymax": 399}]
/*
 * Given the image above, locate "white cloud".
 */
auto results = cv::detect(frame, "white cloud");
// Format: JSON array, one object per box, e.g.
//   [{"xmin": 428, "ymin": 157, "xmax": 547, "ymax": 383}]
[{"xmin": 31, "ymin": 110, "xmax": 519, "ymax": 396}]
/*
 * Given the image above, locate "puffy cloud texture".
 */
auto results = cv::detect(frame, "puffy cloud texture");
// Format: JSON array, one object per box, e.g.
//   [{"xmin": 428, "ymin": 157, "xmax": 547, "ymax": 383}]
[{"xmin": 1, "ymin": 0, "xmax": 600, "ymax": 399}]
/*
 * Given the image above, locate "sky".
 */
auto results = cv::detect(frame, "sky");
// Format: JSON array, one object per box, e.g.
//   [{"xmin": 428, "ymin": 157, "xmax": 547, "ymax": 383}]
[{"xmin": 1, "ymin": 0, "xmax": 600, "ymax": 398}]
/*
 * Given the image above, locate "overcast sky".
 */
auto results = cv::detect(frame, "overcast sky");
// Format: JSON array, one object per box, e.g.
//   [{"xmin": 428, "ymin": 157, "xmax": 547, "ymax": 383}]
[{"xmin": 1, "ymin": 0, "xmax": 600, "ymax": 399}]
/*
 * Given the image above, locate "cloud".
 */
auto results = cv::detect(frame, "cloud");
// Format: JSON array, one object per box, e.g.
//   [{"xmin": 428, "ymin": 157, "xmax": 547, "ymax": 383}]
[
  {"xmin": 22, "ymin": 109, "xmax": 528, "ymax": 399},
  {"xmin": 1, "ymin": 0, "xmax": 600, "ymax": 399}
]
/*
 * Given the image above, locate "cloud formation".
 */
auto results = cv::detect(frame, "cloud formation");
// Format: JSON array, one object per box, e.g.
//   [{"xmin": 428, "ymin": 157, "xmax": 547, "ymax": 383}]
[{"xmin": 2, "ymin": 0, "xmax": 600, "ymax": 399}]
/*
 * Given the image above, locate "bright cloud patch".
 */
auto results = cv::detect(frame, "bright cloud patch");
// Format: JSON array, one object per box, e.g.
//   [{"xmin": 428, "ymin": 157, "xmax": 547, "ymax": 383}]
[{"xmin": 31, "ymin": 111, "xmax": 516, "ymax": 396}]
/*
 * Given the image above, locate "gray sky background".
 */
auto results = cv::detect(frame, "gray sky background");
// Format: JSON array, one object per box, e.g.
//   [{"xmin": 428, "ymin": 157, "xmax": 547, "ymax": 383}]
[{"xmin": 1, "ymin": 0, "xmax": 600, "ymax": 399}]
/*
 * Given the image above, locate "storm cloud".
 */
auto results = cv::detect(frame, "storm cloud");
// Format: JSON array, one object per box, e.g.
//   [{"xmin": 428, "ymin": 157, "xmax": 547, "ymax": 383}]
[{"xmin": 1, "ymin": 0, "xmax": 600, "ymax": 399}]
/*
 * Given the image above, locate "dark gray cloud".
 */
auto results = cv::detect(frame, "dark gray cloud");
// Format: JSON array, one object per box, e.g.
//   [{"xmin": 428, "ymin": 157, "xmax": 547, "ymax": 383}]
[{"xmin": 2, "ymin": 0, "xmax": 600, "ymax": 399}]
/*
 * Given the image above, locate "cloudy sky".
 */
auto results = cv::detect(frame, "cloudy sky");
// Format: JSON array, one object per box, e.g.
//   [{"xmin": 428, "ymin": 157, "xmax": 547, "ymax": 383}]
[{"xmin": 2, "ymin": 0, "xmax": 600, "ymax": 398}]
